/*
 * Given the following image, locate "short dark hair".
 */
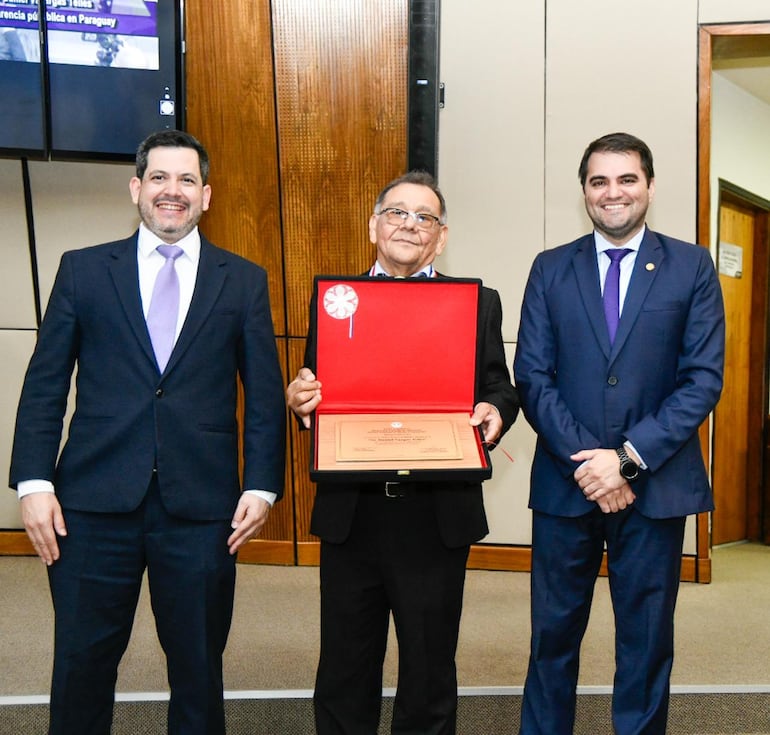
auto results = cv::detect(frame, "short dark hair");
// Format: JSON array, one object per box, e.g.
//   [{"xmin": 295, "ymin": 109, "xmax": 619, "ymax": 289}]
[
  {"xmin": 135, "ymin": 130, "xmax": 210, "ymax": 184},
  {"xmin": 374, "ymin": 170, "xmax": 447, "ymax": 224},
  {"xmin": 578, "ymin": 132, "xmax": 654, "ymax": 186}
]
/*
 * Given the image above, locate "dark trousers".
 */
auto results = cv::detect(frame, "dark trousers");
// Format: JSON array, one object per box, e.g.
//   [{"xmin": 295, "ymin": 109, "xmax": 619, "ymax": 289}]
[
  {"xmin": 47, "ymin": 478, "xmax": 236, "ymax": 735},
  {"xmin": 520, "ymin": 507, "xmax": 686, "ymax": 735},
  {"xmin": 314, "ymin": 487, "xmax": 470, "ymax": 735}
]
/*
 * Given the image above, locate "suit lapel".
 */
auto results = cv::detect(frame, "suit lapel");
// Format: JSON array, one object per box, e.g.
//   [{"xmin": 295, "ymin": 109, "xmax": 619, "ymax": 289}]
[
  {"xmin": 571, "ymin": 235, "xmax": 612, "ymax": 359},
  {"xmin": 610, "ymin": 229, "xmax": 663, "ymax": 360},
  {"xmin": 163, "ymin": 237, "xmax": 227, "ymax": 374},
  {"xmin": 108, "ymin": 233, "xmax": 158, "ymax": 369}
]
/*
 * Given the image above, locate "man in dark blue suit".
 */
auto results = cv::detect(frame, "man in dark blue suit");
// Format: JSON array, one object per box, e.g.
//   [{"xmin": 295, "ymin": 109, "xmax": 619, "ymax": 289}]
[
  {"xmin": 513, "ymin": 133, "xmax": 724, "ymax": 734},
  {"xmin": 9, "ymin": 130, "xmax": 286, "ymax": 734}
]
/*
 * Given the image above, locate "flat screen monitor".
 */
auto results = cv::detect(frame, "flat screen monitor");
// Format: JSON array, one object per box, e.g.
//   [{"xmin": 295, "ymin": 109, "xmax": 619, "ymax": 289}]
[
  {"xmin": 47, "ymin": 0, "xmax": 184, "ymax": 160},
  {"xmin": 0, "ymin": 1, "xmax": 46, "ymax": 157},
  {"xmin": 0, "ymin": 0, "xmax": 184, "ymax": 161}
]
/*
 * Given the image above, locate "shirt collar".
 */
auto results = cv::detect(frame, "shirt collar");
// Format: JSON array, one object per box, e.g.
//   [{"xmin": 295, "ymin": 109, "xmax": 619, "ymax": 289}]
[
  {"xmin": 371, "ymin": 261, "xmax": 435, "ymax": 278},
  {"xmin": 593, "ymin": 225, "xmax": 646, "ymax": 256},
  {"xmin": 137, "ymin": 222, "xmax": 201, "ymax": 262}
]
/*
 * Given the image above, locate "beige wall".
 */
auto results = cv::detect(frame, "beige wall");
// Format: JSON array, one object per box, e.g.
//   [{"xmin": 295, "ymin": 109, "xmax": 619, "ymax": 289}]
[
  {"xmin": 699, "ymin": 0, "xmax": 770, "ymax": 23},
  {"xmin": 0, "ymin": 161, "xmax": 136, "ymax": 528},
  {"xmin": 0, "ymin": 160, "xmax": 36, "ymax": 331},
  {"xmin": 710, "ymin": 73, "xmax": 770, "ymax": 246},
  {"xmin": 439, "ymin": 0, "xmax": 703, "ymax": 547},
  {"xmin": 2, "ymin": 1, "xmax": 769, "ymax": 552},
  {"xmin": 543, "ymin": 0, "xmax": 697, "ymax": 247},
  {"xmin": 438, "ymin": 0, "xmax": 544, "ymax": 342},
  {"xmin": 0, "ymin": 158, "xmax": 34, "ymax": 528},
  {"xmin": 437, "ymin": 0, "xmax": 544, "ymax": 544}
]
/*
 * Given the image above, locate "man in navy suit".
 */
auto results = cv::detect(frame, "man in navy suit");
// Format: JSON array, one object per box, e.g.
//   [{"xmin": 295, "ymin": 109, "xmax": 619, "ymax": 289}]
[
  {"xmin": 9, "ymin": 130, "xmax": 286, "ymax": 734},
  {"xmin": 287, "ymin": 171, "xmax": 519, "ymax": 734},
  {"xmin": 513, "ymin": 133, "xmax": 724, "ymax": 734}
]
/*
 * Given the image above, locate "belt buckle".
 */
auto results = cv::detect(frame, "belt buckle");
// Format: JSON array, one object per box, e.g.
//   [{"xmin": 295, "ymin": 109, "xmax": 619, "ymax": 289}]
[{"xmin": 385, "ymin": 482, "xmax": 405, "ymax": 498}]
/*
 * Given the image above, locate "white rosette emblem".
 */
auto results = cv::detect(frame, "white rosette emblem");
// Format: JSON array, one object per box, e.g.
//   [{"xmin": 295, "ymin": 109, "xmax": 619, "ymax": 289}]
[{"xmin": 323, "ymin": 284, "xmax": 359, "ymax": 338}]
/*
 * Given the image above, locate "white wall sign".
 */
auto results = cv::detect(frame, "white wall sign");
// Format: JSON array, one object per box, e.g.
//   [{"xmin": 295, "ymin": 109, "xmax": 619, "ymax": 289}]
[{"xmin": 719, "ymin": 241, "xmax": 743, "ymax": 278}]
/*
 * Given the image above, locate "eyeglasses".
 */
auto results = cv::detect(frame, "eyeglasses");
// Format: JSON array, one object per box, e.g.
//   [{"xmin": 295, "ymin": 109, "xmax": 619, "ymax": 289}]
[{"xmin": 377, "ymin": 207, "xmax": 443, "ymax": 231}]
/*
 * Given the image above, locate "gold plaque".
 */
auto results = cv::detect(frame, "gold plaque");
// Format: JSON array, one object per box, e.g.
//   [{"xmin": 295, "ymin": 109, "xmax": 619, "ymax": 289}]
[{"xmin": 316, "ymin": 413, "xmax": 484, "ymax": 471}]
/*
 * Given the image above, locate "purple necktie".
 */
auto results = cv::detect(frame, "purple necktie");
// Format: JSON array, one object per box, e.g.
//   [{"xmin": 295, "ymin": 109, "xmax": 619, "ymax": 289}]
[
  {"xmin": 602, "ymin": 248, "xmax": 632, "ymax": 345},
  {"xmin": 147, "ymin": 244, "xmax": 183, "ymax": 371}
]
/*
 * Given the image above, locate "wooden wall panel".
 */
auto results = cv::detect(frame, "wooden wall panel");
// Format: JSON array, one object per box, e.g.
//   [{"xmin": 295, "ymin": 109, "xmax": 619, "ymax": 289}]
[
  {"xmin": 261, "ymin": 338, "xmax": 295, "ymax": 544},
  {"xmin": 184, "ymin": 0, "xmax": 285, "ymax": 337},
  {"xmin": 185, "ymin": 0, "xmax": 292, "ymax": 551},
  {"xmin": 184, "ymin": 0, "xmax": 409, "ymax": 561},
  {"xmin": 288, "ymin": 338, "xmax": 315, "ymax": 544},
  {"xmin": 272, "ymin": 0, "xmax": 409, "ymax": 338},
  {"xmin": 272, "ymin": 0, "xmax": 409, "ymax": 558}
]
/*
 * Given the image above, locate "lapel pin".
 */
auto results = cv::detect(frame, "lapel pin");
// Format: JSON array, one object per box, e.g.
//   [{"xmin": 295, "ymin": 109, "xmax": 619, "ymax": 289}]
[{"xmin": 646, "ymin": 262, "xmax": 655, "ymax": 271}]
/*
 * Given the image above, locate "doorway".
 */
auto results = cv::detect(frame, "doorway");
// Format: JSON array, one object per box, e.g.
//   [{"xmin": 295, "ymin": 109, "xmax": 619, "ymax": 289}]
[
  {"xmin": 699, "ymin": 23, "xmax": 770, "ymax": 552},
  {"xmin": 711, "ymin": 183, "xmax": 770, "ymax": 545}
]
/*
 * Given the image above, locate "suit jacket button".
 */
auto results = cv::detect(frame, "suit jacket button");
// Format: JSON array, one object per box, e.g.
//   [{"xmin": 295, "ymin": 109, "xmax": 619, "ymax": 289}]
[
  {"xmin": 607, "ymin": 376, "xmax": 618, "ymax": 386},
  {"xmin": 155, "ymin": 388, "xmax": 164, "ymax": 397}
]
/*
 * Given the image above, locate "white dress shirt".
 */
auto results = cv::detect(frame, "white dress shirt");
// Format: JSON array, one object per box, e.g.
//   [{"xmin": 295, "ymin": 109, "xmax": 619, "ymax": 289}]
[
  {"xmin": 370, "ymin": 261, "xmax": 435, "ymax": 278},
  {"xmin": 137, "ymin": 223, "xmax": 199, "ymax": 339},
  {"xmin": 593, "ymin": 225, "xmax": 648, "ymax": 469},
  {"xmin": 594, "ymin": 225, "xmax": 645, "ymax": 317}
]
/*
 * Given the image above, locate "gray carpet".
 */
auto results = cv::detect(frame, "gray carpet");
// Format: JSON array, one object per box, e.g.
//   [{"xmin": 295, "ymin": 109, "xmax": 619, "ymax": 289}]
[
  {"xmin": 3, "ymin": 694, "xmax": 769, "ymax": 734},
  {"xmin": 1, "ymin": 542, "xmax": 769, "ymax": 733}
]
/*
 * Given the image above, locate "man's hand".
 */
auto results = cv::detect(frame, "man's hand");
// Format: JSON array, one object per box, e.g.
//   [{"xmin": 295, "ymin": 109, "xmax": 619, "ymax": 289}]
[
  {"xmin": 571, "ymin": 448, "xmax": 636, "ymax": 512},
  {"xmin": 594, "ymin": 485, "xmax": 636, "ymax": 514},
  {"xmin": 470, "ymin": 402, "xmax": 503, "ymax": 444},
  {"xmin": 571, "ymin": 448, "xmax": 626, "ymax": 496},
  {"xmin": 227, "ymin": 494, "xmax": 271, "ymax": 555},
  {"xmin": 286, "ymin": 367, "xmax": 322, "ymax": 429},
  {"xmin": 21, "ymin": 493, "xmax": 67, "ymax": 565}
]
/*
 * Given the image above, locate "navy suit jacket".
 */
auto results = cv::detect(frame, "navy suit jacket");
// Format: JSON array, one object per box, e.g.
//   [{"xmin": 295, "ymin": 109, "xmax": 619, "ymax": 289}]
[
  {"xmin": 513, "ymin": 229, "xmax": 724, "ymax": 519},
  {"xmin": 10, "ymin": 232, "xmax": 286, "ymax": 520}
]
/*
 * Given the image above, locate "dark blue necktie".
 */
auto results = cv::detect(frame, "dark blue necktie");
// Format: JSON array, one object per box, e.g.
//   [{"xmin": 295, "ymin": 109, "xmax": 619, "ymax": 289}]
[{"xmin": 603, "ymin": 248, "xmax": 631, "ymax": 344}]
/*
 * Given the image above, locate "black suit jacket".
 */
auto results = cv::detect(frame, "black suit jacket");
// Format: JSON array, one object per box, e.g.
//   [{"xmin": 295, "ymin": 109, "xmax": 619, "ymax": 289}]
[
  {"xmin": 305, "ymin": 276, "xmax": 518, "ymax": 548},
  {"xmin": 10, "ymin": 232, "xmax": 286, "ymax": 520}
]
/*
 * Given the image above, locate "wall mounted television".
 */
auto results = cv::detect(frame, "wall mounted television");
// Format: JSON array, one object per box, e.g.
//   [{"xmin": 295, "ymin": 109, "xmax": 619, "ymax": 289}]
[{"xmin": 0, "ymin": 0, "xmax": 184, "ymax": 161}]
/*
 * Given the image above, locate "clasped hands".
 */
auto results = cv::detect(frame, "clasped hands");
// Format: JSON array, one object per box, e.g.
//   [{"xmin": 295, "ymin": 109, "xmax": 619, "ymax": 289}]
[
  {"xmin": 286, "ymin": 367, "xmax": 503, "ymax": 443},
  {"xmin": 571, "ymin": 447, "xmax": 637, "ymax": 514}
]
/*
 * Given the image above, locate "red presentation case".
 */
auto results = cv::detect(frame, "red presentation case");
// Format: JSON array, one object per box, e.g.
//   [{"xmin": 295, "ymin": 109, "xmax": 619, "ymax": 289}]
[{"xmin": 309, "ymin": 276, "xmax": 492, "ymax": 483}]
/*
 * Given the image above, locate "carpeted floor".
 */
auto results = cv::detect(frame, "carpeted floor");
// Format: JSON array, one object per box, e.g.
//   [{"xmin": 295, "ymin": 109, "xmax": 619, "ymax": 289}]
[
  {"xmin": 3, "ymin": 693, "xmax": 770, "ymax": 734},
  {"xmin": 1, "ymin": 542, "xmax": 769, "ymax": 733}
]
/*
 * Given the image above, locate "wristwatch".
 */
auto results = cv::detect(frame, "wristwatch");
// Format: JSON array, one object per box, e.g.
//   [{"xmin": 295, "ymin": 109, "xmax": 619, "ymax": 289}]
[{"xmin": 616, "ymin": 446, "xmax": 639, "ymax": 482}]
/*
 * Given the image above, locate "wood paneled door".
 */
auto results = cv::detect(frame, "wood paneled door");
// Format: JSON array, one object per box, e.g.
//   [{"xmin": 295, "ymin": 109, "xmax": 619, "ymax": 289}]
[{"xmin": 712, "ymin": 183, "xmax": 770, "ymax": 546}]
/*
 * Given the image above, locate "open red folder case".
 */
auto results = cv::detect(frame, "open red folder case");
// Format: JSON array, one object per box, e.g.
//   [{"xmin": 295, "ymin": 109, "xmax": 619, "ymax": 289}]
[{"xmin": 309, "ymin": 276, "xmax": 492, "ymax": 483}]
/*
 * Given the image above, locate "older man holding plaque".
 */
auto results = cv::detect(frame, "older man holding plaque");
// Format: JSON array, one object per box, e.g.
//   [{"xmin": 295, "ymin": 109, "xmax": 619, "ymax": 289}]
[{"xmin": 287, "ymin": 171, "xmax": 519, "ymax": 735}]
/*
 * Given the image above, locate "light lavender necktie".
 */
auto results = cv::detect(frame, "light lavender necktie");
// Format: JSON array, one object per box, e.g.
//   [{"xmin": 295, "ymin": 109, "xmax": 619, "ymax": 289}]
[
  {"xmin": 147, "ymin": 244, "xmax": 183, "ymax": 371},
  {"xmin": 602, "ymin": 248, "xmax": 632, "ymax": 345}
]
